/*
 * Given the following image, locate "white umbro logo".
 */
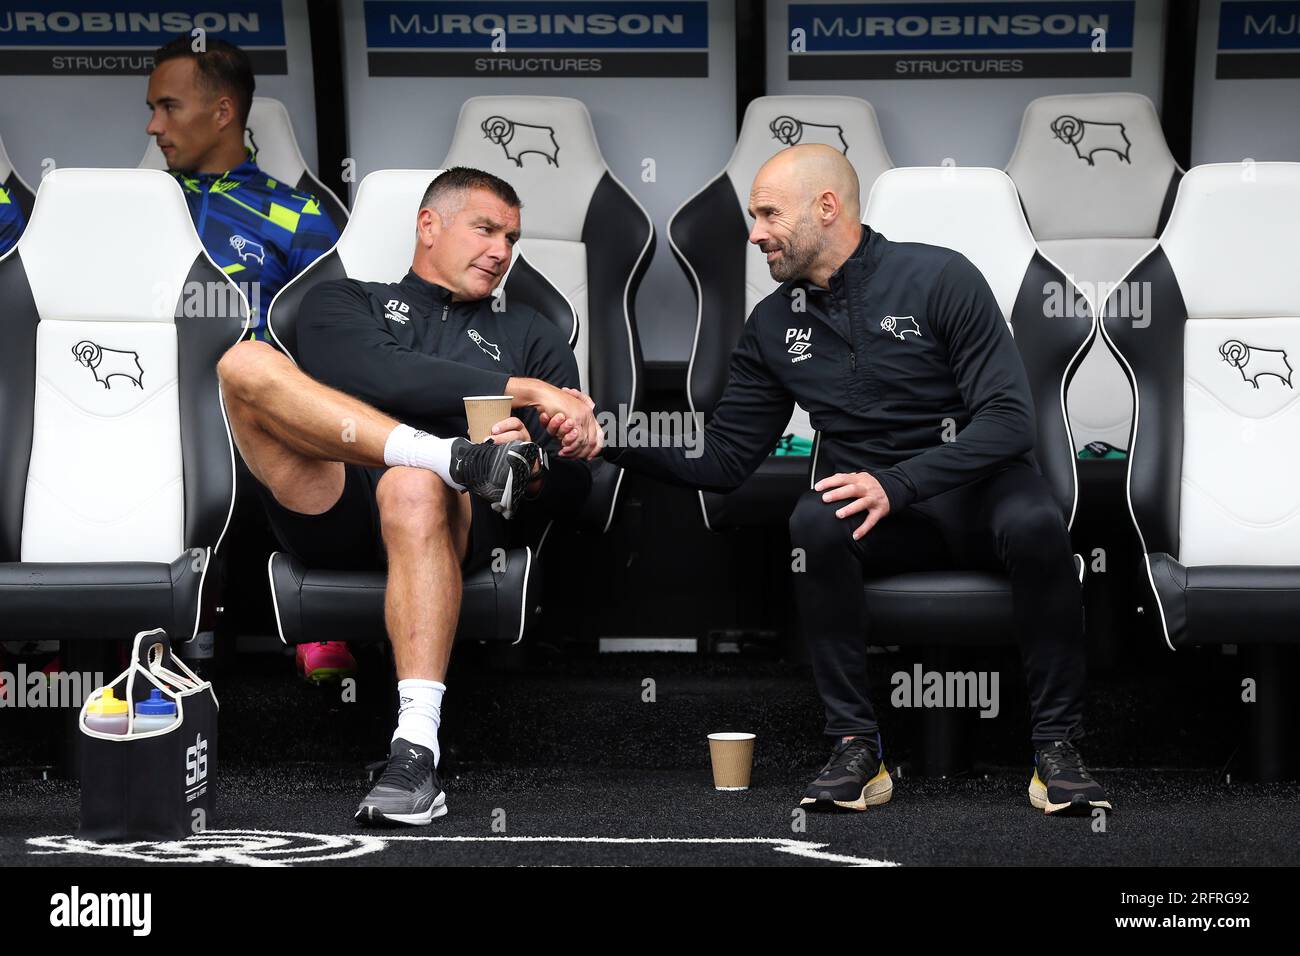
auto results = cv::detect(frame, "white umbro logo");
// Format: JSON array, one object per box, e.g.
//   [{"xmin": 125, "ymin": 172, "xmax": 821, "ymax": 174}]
[
  {"xmin": 384, "ymin": 299, "xmax": 411, "ymax": 324},
  {"xmin": 786, "ymin": 327, "xmax": 812, "ymax": 363}
]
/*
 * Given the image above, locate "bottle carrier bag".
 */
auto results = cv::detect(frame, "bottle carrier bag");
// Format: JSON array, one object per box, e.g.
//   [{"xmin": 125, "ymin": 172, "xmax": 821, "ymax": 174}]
[{"xmin": 77, "ymin": 628, "xmax": 218, "ymax": 842}]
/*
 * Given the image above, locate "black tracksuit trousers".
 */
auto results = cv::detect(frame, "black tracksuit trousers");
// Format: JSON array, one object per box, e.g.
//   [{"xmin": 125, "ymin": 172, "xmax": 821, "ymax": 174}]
[{"xmin": 790, "ymin": 460, "xmax": 1085, "ymax": 747}]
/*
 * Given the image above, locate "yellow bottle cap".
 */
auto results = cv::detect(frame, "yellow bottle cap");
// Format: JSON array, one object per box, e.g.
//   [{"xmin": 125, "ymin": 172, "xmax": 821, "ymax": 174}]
[{"xmin": 87, "ymin": 687, "xmax": 128, "ymax": 716}]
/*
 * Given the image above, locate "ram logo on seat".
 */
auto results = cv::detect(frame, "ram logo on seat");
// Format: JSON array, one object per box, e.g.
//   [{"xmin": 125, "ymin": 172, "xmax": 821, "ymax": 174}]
[
  {"xmin": 1050, "ymin": 115, "xmax": 1132, "ymax": 165},
  {"xmin": 1220, "ymin": 340, "xmax": 1294, "ymax": 389},
  {"xmin": 481, "ymin": 116, "xmax": 560, "ymax": 167},
  {"xmin": 71, "ymin": 340, "xmax": 144, "ymax": 390},
  {"xmin": 769, "ymin": 116, "xmax": 849, "ymax": 154}
]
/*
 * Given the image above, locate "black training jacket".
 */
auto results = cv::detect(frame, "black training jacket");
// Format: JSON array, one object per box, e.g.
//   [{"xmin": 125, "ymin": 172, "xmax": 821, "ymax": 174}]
[
  {"xmin": 602, "ymin": 226, "xmax": 1036, "ymax": 510},
  {"xmin": 295, "ymin": 269, "xmax": 592, "ymax": 520}
]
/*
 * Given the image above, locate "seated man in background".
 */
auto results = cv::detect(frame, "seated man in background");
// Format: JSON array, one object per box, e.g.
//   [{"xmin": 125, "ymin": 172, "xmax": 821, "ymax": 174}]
[
  {"xmin": 146, "ymin": 35, "xmax": 345, "ymax": 680},
  {"xmin": 217, "ymin": 167, "xmax": 602, "ymax": 825},
  {"xmin": 0, "ymin": 182, "xmax": 25, "ymax": 256},
  {"xmin": 146, "ymin": 36, "xmax": 340, "ymax": 331}
]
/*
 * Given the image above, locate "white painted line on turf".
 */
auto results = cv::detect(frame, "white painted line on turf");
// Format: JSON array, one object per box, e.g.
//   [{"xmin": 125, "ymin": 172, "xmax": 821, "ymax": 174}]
[
  {"xmin": 382, "ymin": 834, "xmax": 896, "ymax": 867},
  {"xmin": 27, "ymin": 830, "xmax": 896, "ymax": 867}
]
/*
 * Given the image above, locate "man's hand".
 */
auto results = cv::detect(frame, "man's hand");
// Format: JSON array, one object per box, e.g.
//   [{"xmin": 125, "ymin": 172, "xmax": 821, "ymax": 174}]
[
  {"xmin": 506, "ymin": 377, "xmax": 602, "ymax": 459},
  {"xmin": 489, "ymin": 417, "xmax": 543, "ymax": 492},
  {"xmin": 814, "ymin": 471, "xmax": 891, "ymax": 541},
  {"xmin": 530, "ymin": 384, "xmax": 604, "ymax": 460}
]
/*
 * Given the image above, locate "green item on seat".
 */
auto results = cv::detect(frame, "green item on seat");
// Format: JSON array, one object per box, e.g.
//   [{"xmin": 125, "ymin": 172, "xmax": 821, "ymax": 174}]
[
  {"xmin": 1077, "ymin": 440, "xmax": 1127, "ymax": 460},
  {"xmin": 773, "ymin": 433, "xmax": 814, "ymax": 457}
]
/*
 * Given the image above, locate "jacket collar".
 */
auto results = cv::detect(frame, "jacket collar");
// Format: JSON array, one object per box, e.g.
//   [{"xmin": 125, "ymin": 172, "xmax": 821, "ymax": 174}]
[
  {"xmin": 400, "ymin": 269, "xmax": 459, "ymax": 310},
  {"xmin": 779, "ymin": 224, "xmax": 880, "ymax": 300}
]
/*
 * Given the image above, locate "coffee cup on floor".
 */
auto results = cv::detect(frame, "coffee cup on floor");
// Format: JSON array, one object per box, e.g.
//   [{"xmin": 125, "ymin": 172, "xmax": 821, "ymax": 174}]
[{"xmin": 708, "ymin": 732, "xmax": 756, "ymax": 790}]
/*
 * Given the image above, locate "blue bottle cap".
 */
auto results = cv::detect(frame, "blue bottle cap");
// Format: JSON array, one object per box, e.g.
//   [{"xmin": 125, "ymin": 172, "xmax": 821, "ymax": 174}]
[{"xmin": 135, "ymin": 688, "xmax": 177, "ymax": 716}]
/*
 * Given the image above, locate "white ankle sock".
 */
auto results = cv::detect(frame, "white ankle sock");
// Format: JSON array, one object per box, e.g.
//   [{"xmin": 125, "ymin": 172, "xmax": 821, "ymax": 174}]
[
  {"xmin": 393, "ymin": 678, "xmax": 445, "ymax": 765},
  {"xmin": 383, "ymin": 424, "xmax": 465, "ymax": 491}
]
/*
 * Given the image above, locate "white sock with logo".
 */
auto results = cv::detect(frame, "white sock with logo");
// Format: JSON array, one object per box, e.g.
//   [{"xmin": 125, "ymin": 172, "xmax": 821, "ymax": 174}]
[
  {"xmin": 383, "ymin": 424, "xmax": 465, "ymax": 491},
  {"xmin": 393, "ymin": 679, "xmax": 445, "ymax": 766}
]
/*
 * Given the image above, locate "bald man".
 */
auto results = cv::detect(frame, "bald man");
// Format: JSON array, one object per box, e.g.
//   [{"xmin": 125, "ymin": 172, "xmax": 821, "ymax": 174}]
[{"xmin": 584, "ymin": 145, "xmax": 1109, "ymax": 816}]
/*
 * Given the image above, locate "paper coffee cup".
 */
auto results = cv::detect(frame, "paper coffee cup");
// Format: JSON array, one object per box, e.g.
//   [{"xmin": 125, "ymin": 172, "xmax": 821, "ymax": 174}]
[
  {"xmin": 708, "ymin": 732, "xmax": 756, "ymax": 791},
  {"xmin": 463, "ymin": 395, "xmax": 514, "ymax": 442}
]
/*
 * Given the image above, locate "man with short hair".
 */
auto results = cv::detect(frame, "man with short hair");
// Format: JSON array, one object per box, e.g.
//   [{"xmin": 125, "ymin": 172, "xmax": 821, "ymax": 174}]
[
  {"xmin": 217, "ymin": 167, "xmax": 603, "ymax": 826},
  {"xmin": 583, "ymin": 144, "xmax": 1110, "ymax": 816},
  {"xmin": 147, "ymin": 35, "xmax": 345, "ymax": 679},
  {"xmin": 146, "ymin": 36, "xmax": 339, "ymax": 332}
]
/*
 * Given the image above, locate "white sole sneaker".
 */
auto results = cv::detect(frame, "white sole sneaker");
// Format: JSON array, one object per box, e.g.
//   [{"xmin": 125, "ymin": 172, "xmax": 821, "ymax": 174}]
[
  {"xmin": 356, "ymin": 791, "xmax": 448, "ymax": 827},
  {"xmin": 800, "ymin": 763, "xmax": 894, "ymax": 811}
]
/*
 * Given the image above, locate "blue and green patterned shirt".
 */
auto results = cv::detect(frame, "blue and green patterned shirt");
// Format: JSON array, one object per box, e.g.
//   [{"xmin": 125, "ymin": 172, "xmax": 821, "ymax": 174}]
[{"xmin": 171, "ymin": 153, "xmax": 340, "ymax": 336}]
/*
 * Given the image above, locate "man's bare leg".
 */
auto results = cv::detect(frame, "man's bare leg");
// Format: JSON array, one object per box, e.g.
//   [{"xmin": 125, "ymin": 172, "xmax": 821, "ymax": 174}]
[
  {"xmin": 369, "ymin": 468, "xmax": 471, "ymax": 770},
  {"xmin": 217, "ymin": 339, "xmax": 401, "ymax": 514},
  {"xmin": 220, "ymin": 335, "xmax": 474, "ymax": 665},
  {"xmin": 353, "ymin": 469, "xmax": 469, "ymax": 826},
  {"xmin": 218, "ymin": 339, "xmax": 535, "ymax": 523},
  {"xmin": 377, "ymin": 467, "xmax": 472, "ymax": 683},
  {"xmin": 219, "ymin": 340, "xmax": 479, "ymax": 775}
]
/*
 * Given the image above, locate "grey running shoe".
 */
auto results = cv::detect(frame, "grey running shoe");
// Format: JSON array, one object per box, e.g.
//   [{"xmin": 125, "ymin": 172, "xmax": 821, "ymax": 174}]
[
  {"xmin": 450, "ymin": 437, "xmax": 539, "ymax": 519},
  {"xmin": 354, "ymin": 738, "xmax": 446, "ymax": 827}
]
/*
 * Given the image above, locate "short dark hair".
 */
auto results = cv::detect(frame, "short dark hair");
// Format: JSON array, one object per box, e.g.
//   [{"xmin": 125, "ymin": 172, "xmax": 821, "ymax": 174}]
[
  {"xmin": 420, "ymin": 167, "xmax": 522, "ymax": 222},
  {"xmin": 152, "ymin": 36, "xmax": 255, "ymax": 128}
]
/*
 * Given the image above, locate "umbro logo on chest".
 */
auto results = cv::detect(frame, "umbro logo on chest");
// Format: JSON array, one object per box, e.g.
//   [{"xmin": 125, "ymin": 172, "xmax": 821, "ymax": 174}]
[
  {"xmin": 384, "ymin": 299, "xmax": 411, "ymax": 324},
  {"xmin": 786, "ymin": 327, "xmax": 812, "ymax": 362}
]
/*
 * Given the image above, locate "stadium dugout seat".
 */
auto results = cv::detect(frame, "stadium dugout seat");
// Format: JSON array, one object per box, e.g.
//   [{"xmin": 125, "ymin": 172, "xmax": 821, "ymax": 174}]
[
  {"xmin": 858, "ymin": 167, "xmax": 1093, "ymax": 773},
  {"xmin": 0, "ymin": 131, "xmax": 36, "ymax": 222},
  {"xmin": 0, "ymin": 168, "xmax": 247, "ymax": 644},
  {"xmin": 140, "ymin": 96, "xmax": 349, "ymax": 233},
  {"xmin": 264, "ymin": 168, "xmax": 606, "ymax": 647},
  {"xmin": 1101, "ymin": 162, "xmax": 1300, "ymax": 780},
  {"xmin": 669, "ymin": 96, "xmax": 893, "ymax": 529},
  {"xmin": 1101, "ymin": 163, "xmax": 1300, "ymax": 647},
  {"xmin": 441, "ymin": 94, "xmax": 652, "ymax": 531},
  {"xmin": 1006, "ymin": 92, "xmax": 1182, "ymax": 453}
]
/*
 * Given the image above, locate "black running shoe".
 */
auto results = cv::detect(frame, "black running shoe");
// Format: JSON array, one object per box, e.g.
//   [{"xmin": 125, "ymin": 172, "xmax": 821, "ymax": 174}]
[
  {"xmin": 800, "ymin": 734, "xmax": 893, "ymax": 811},
  {"xmin": 354, "ymin": 738, "xmax": 446, "ymax": 827},
  {"xmin": 450, "ymin": 437, "xmax": 539, "ymax": 519},
  {"xmin": 1029, "ymin": 738, "xmax": 1112, "ymax": 816}
]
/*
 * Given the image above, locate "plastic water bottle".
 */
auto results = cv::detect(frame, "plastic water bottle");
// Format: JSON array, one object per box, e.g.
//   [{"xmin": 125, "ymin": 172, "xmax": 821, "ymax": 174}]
[
  {"xmin": 85, "ymin": 688, "xmax": 129, "ymax": 735},
  {"xmin": 132, "ymin": 689, "xmax": 178, "ymax": 734}
]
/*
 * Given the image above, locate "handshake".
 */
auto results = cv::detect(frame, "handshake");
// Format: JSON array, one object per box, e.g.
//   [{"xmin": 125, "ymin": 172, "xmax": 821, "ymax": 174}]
[{"xmin": 503, "ymin": 377, "xmax": 604, "ymax": 461}]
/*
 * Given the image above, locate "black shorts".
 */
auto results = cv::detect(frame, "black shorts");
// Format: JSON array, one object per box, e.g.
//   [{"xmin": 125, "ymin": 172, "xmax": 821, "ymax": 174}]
[{"xmin": 256, "ymin": 463, "xmax": 509, "ymax": 574}]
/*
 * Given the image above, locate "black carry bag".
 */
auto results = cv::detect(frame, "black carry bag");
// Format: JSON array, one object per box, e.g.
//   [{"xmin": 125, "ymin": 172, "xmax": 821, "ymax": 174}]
[{"xmin": 78, "ymin": 628, "xmax": 218, "ymax": 842}]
